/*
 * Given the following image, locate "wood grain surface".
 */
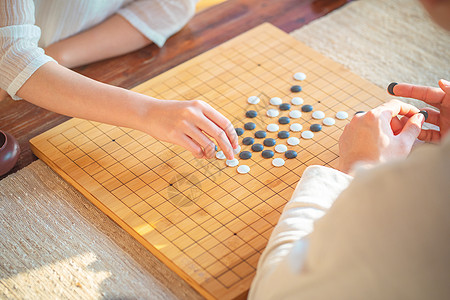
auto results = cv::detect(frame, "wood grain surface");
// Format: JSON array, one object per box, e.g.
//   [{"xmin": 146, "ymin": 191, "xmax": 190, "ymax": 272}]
[{"xmin": 0, "ymin": 0, "xmax": 352, "ymax": 179}]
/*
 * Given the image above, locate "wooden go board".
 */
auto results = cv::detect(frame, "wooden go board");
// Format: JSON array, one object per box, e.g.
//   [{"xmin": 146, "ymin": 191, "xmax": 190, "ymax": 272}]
[{"xmin": 30, "ymin": 23, "xmax": 389, "ymax": 299}]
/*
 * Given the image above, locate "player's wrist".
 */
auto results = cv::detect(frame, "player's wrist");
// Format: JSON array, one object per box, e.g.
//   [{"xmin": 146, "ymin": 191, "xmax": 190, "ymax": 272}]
[
  {"xmin": 338, "ymin": 153, "xmax": 382, "ymax": 174},
  {"xmin": 132, "ymin": 94, "xmax": 164, "ymax": 134},
  {"xmin": 341, "ymin": 160, "xmax": 378, "ymax": 176}
]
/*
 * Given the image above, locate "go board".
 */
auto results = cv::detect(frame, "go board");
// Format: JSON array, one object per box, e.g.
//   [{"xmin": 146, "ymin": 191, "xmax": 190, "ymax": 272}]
[{"xmin": 30, "ymin": 23, "xmax": 389, "ymax": 299}]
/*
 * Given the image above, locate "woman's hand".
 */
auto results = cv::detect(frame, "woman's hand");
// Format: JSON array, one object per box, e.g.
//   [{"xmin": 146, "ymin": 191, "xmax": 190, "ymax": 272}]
[
  {"xmin": 390, "ymin": 79, "xmax": 450, "ymax": 142},
  {"xmin": 145, "ymin": 99, "xmax": 238, "ymax": 160},
  {"xmin": 338, "ymin": 100, "xmax": 425, "ymax": 174},
  {"xmin": 16, "ymin": 62, "xmax": 238, "ymax": 160}
]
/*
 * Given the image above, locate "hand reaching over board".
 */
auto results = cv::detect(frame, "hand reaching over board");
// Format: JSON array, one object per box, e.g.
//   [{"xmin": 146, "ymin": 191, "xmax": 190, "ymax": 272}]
[
  {"xmin": 388, "ymin": 79, "xmax": 450, "ymax": 142},
  {"xmin": 145, "ymin": 99, "xmax": 238, "ymax": 160},
  {"xmin": 17, "ymin": 62, "xmax": 238, "ymax": 162},
  {"xmin": 338, "ymin": 100, "xmax": 425, "ymax": 174}
]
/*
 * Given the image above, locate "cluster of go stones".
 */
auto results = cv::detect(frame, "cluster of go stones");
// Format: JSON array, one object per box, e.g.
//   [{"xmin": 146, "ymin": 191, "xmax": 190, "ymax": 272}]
[{"xmin": 215, "ymin": 72, "xmax": 348, "ymax": 174}]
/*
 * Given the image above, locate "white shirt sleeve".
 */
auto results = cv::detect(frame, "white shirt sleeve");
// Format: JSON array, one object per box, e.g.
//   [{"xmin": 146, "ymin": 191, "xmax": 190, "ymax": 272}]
[
  {"xmin": 0, "ymin": 0, "xmax": 56, "ymax": 100},
  {"xmin": 249, "ymin": 165, "xmax": 353, "ymax": 300},
  {"xmin": 249, "ymin": 136, "xmax": 450, "ymax": 300},
  {"xmin": 117, "ymin": 0, "xmax": 199, "ymax": 47}
]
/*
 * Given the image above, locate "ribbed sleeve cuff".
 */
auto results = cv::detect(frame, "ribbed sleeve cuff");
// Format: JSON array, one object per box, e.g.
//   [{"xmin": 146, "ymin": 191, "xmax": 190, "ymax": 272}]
[
  {"xmin": 8, "ymin": 55, "xmax": 56, "ymax": 100},
  {"xmin": 0, "ymin": 24, "xmax": 57, "ymax": 100}
]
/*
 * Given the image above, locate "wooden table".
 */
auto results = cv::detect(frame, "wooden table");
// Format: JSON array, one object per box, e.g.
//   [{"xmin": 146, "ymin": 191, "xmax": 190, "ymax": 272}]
[{"xmin": 0, "ymin": 0, "xmax": 351, "ymax": 179}]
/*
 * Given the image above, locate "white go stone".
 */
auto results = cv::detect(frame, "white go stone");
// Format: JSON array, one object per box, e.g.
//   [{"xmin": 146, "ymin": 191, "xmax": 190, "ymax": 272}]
[
  {"xmin": 291, "ymin": 97, "xmax": 304, "ymax": 105},
  {"xmin": 323, "ymin": 117, "xmax": 336, "ymax": 126},
  {"xmin": 287, "ymin": 137, "xmax": 300, "ymax": 145},
  {"xmin": 336, "ymin": 111, "xmax": 349, "ymax": 120},
  {"xmin": 226, "ymin": 158, "xmax": 239, "ymax": 167},
  {"xmin": 272, "ymin": 157, "xmax": 285, "ymax": 167},
  {"xmin": 267, "ymin": 123, "xmax": 279, "ymax": 132},
  {"xmin": 290, "ymin": 123, "xmax": 303, "ymax": 132},
  {"xmin": 247, "ymin": 96, "xmax": 260, "ymax": 105},
  {"xmin": 301, "ymin": 131, "xmax": 314, "ymax": 139},
  {"xmin": 275, "ymin": 144, "xmax": 288, "ymax": 153},
  {"xmin": 237, "ymin": 165, "xmax": 250, "ymax": 174},
  {"xmin": 267, "ymin": 109, "xmax": 280, "ymax": 117},
  {"xmin": 289, "ymin": 110, "xmax": 302, "ymax": 119},
  {"xmin": 233, "ymin": 145, "xmax": 241, "ymax": 154},
  {"xmin": 312, "ymin": 110, "xmax": 325, "ymax": 119},
  {"xmin": 293, "ymin": 72, "xmax": 307, "ymax": 81},
  {"xmin": 215, "ymin": 151, "xmax": 226, "ymax": 160},
  {"xmin": 270, "ymin": 97, "xmax": 283, "ymax": 105}
]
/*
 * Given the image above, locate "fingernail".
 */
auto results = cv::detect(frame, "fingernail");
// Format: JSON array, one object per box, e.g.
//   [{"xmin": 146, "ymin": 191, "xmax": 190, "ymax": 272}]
[
  {"xmin": 387, "ymin": 82, "xmax": 398, "ymax": 95},
  {"xmin": 416, "ymin": 112, "xmax": 425, "ymax": 124},
  {"xmin": 441, "ymin": 79, "xmax": 450, "ymax": 87},
  {"xmin": 418, "ymin": 110, "xmax": 428, "ymax": 121}
]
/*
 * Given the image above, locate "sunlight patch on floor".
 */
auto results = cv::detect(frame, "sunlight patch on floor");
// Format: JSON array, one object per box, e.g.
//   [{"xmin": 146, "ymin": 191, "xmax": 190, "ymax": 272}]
[{"xmin": 1, "ymin": 253, "xmax": 110, "ymax": 298}]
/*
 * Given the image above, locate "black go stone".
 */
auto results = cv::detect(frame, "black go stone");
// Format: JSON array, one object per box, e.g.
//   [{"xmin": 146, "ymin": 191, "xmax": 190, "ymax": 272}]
[
  {"xmin": 279, "ymin": 103, "xmax": 291, "ymax": 111},
  {"xmin": 244, "ymin": 122, "xmax": 256, "ymax": 130},
  {"xmin": 255, "ymin": 130, "xmax": 267, "ymax": 139},
  {"xmin": 279, "ymin": 117, "xmax": 290, "ymax": 124},
  {"xmin": 419, "ymin": 110, "xmax": 429, "ymax": 121},
  {"xmin": 261, "ymin": 150, "xmax": 275, "ymax": 158},
  {"xmin": 387, "ymin": 82, "xmax": 398, "ymax": 96},
  {"xmin": 262, "ymin": 150, "xmax": 275, "ymax": 159},
  {"xmin": 301, "ymin": 105, "xmax": 313, "ymax": 112},
  {"xmin": 285, "ymin": 150, "xmax": 298, "ymax": 159},
  {"xmin": 235, "ymin": 128, "xmax": 244, "ymax": 136},
  {"xmin": 239, "ymin": 151, "xmax": 252, "ymax": 160},
  {"xmin": 251, "ymin": 143, "xmax": 264, "ymax": 152},
  {"xmin": 246, "ymin": 110, "xmax": 258, "ymax": 118},
  {"xmin": 310, "ymin": 124, "xmax": 323, "ymax": 132},
  {"xmin": 263, "ymin": 138, "xmax": 276, "ymax": 147},
  {"xmin": 242, "ymin": 137, "xmax": 255, "ymax": 145},
  {"xmin": 278, "ymin": 131, "xmax": 290, "ymax": 139},
  {"xmin": 291, "ymin": 85, "xmax": 302, "ymax": 93}
]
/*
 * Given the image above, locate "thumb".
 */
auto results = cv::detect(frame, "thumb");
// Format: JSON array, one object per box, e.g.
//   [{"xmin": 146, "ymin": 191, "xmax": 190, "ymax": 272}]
[
  {"xmin": 398, "ymin": 112, "xmax": 425, "ymax": 144},
  {"xmin": 438, "ymin": 79, "xmax": 450, "ymax": 94}
]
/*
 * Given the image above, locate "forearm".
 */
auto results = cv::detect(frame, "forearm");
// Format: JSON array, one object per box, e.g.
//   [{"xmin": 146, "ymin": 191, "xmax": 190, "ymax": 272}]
[
  {"xmin": 44, "ymin": 14, "xmax": 152, "ymax": 68},
  {"xmin": 16, "ymin": 61, "xmax": 153, "ymax": 132}
]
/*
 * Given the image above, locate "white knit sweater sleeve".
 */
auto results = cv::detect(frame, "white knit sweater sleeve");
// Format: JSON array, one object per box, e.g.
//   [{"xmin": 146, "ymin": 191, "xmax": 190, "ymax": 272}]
[
  {"xmin": 117, "ymin": 0, "xmax": 199, "ymax": 47},
  {"xmin": 0, "ymin": 0, "xmax": 56, "ymax": 100}
]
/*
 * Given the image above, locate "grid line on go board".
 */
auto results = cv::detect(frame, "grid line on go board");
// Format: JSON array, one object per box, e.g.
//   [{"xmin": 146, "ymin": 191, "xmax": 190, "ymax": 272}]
[{"xmin": 31, "ymin": 23, "xmax": 390, "ymax": 299}]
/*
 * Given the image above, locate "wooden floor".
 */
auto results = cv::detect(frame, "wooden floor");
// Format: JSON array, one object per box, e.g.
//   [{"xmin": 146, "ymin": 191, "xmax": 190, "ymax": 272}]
[
  {"xmin": 0, "ymin": 0, "xmax": 352, "ymax": 179},
  {"xmin": 196, "ymin": 0, "xmax": 228, "ymax": 12}
]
